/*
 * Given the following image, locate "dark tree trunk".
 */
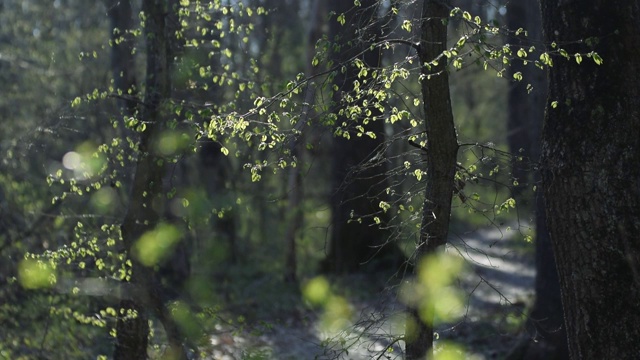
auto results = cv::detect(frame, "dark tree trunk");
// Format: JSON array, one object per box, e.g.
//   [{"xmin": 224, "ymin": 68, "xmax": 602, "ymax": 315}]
[
  {"xmin": 505, "ymin": 2, "xmax": 568, "ymax": 359},
  {"xmin": 283, "ymin": 145, "xmax": 303, "ymax": 283},
  {"xmin": 198, "ymin": 139, "xmax": 238, "ymax": 264},
  {"xmin": 322, "ymin": 0, "xmax": 404, "ymax": 274},
  {"xmin": 114, "ymin": 1, "xmax": 187, "ymax": 359},
  {"xmin": 540, "ymin": 1, "xmax": 640, "ymax": 358},
  {"xmin": 405, "ymin": 0, "xmax": 458, "ymax": 358},
  {"xmin": 165, "ymin": 2, "xmax": 238, "ymax": 266},
  {"xmin": 283, "ymin": 0, "xmax": 325, "ymax": 283},
  {"xmin": 105, "ymin": 0, "xmax": 137, "ymax": 115},
  {"xmin": 506, "ymin": 1, "xmax": 536, "ymax": 202}
]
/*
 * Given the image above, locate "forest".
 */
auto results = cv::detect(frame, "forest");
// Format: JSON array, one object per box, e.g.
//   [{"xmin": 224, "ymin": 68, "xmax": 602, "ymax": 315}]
[{"xmin": 1, "ymin": 0, "xmax": 638, "ymax": 359}]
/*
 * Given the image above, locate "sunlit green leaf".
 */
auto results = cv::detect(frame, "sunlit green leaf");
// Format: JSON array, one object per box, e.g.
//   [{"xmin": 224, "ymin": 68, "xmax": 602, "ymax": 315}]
[
  {"xmin": 18, "ymin": 259, "xmax": 56, "ymax": 289},
  {"xmin": 402, "ymin": 20, "xmax": 412, "ymax": 32},
  {"xmin": 133, "ymin": 224, "xmax": 182, "ymax": 267}
]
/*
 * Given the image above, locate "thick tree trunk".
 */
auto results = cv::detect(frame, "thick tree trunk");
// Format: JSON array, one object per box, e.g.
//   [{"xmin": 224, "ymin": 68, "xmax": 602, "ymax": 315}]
[
  {"xmin": 405, "ymin": 0, "xmax": 458, "ymax": 358},
  {"xmin": 505, "ymin": 2, "xmax": 568, "ymax": 359},
  {"xmin": 540, "ymin": 1, "xmax": 640, "ymax": 358}
]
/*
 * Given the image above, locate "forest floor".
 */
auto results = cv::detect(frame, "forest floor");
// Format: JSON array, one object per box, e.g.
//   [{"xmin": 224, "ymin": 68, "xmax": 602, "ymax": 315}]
[{"xmin": 199, "ymin": 225, "xmax": 535, "ymax": 360}]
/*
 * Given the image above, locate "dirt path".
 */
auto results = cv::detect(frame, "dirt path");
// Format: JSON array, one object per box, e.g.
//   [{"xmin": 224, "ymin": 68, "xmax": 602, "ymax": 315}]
[{"xmin": 202, "ymin": 226, "xmax": 535, "ymax": 359}]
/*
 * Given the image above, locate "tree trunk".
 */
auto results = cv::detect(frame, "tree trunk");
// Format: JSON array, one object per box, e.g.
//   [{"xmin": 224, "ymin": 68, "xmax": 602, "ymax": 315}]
[
  {"xmin": 540, "ymin": 1, "xmax": 640, "ymax": 358},
  {"xmin": 198, "ymin": 139, "xmax": 238, "ymax": 264},
  {"xmin": 113, "ymin": 1, "xmax": 187, "ymax": 359},
  {"xmin": 105, "ymin": 0, "xmax": 137, "ymax": 116},
  {"xmin": 405, "ymin": 0, "xmax": 458, "ymax": 358},
  {"xmin": 322, "ymin": 0, "xmax": 405, "ymax": 274},
  {"xmin": 506, "ymin": 1, "xmax": 535, "ymax": 202},
  {"xmin": 505, "ymin": 2, "xmax": 568, "ymax": 358},
  {"xmin": 283, "ymin": 0, "xmax": 325, "ymax": 283}
]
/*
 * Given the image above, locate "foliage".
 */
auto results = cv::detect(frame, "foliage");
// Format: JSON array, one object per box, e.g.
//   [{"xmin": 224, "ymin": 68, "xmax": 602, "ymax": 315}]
[{"xmin": 0, "ymin": 0, "xmax": 607, "ymax": 358}]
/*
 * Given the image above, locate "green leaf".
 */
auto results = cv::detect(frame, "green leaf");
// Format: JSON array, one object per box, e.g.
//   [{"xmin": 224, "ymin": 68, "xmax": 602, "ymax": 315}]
[
  {"xmin": 574, "ymin": 53, "xmax": 583, "ymax": 64},
  {"xmin": 559, "ymin": 49, "xmax": 569, "ymax": 59},
  {"xmin": 456, "ymin": 36, "xmax": 466, "ymax": 48},
  {"xmin": 337, "ymin": 13, "xmax": 346, "ymax": 25},
  {"xmin": 592, "ymin": 52, "xmax": 603, "ymax": 65},
  {"xmin": 517, "ymin": 48, "xmax": 527, "ymax": 58},
  {"xmin": 453, "ymin": 57, "xmax": 462, "ymax": 69},
  {"xmin": 540, "ymin": 52, "xmax": 553, "ymax": 67},
  {"xmin": 133, "ymin": 224, "xmax": 182, "ymax": 267},
  {"xmin": 402, "ymin": 20, "xmax": 412, "ymax": 32},
  {"xmin": 18, "ymin": 259, "xmax": 56, "ymax": 289}
]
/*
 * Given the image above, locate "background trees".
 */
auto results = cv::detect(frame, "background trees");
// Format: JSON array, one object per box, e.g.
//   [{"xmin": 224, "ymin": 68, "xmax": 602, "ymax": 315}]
[{"xmin": 1, "ymin": 0, "xmax": 638, "ymax": 359}]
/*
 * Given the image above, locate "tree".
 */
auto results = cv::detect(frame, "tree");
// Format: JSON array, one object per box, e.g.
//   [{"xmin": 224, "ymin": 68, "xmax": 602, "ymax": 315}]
[
  {"xmin": 505, "ymin": 2, "xmax": 567, "ymax": 358},
  {"xmin": 405, "ymin": 0, "xmax": 458, "ymax": 358},
  {"xmin": 322, "ymin": 0, "xmax": 406, "ymax": 274},
  {"xmin": 113, "ymin": 1, "xmax": 188, "ymax": 358},
  {"xmin": 11, "ymin": 0, "xmax": 631, "ymax": 358},
  {"xmin": 105, "ymin": 0, "xmax": 137, "ymax": 116},
  {"xmin": 0, "ymin": 1, "xmax": 116, "ymax": 357},
  {"xmin": 283, "ymin": 0, "xmax": 325, "ymax": 283},
  {"xmin": 540, "ymin": 1, "xmax": 640, "ymax": 358}
]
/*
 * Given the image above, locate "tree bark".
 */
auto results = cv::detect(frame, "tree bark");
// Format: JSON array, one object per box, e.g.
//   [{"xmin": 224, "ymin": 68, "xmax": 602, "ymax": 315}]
[
  {"xmin": 506, "ymin": 1, "xmax": 535, "ymax": 202},
  {"xmin": 540, "ymin": 1, "xmax": 640, "ymax": 358},
  {"xmin": 505, "ymin": 2, "xmax": 568, "ymax": 358},
  {"xmin": 113, "ymin": 1, "xmax": 187, "ymax": 359},
  {"xmin": 282, "ymin": 0, "xmax": 324, "ymax": 283},
  {"xmin": 322, "ymin": 0, "xmax": 405, "ymax": 274},
  {"xmin": 105, "ymin": 0, "xmax": 137, "ymax": 115},
  {"xmin": 405, "ymin": 0, "xmax": 458, "ymax": 358}
]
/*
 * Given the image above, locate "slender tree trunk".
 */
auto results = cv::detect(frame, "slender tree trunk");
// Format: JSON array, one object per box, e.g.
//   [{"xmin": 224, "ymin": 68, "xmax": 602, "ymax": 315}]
[
  {"xmin": 405, "ymin": 0, "xmax": 458, "ymax": 358},
  {"xmin": 283, "ymin": 0, "xmax": 324, "ymax": 283},
  {"xmin": 283, "ymin": 149, "xmax": 303, "ymax": 283},
  {"xmin": 114, "ymin": 1, "xmax": 187, "ymax": 359},
  {"xmin": 540, "ymin": 1, "xmax": 640, "ymax": 358},
  {"xmin": 505, "ymin": 2, "xmax": 568, "ymax": 358}
]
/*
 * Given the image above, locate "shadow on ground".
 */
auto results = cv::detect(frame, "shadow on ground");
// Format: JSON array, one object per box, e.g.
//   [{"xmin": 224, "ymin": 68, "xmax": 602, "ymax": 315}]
[{"xmin": 199, "ymin": 225, "xmax": 535, "ymax": 359}]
